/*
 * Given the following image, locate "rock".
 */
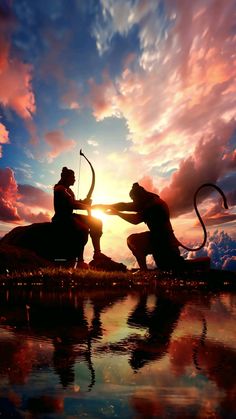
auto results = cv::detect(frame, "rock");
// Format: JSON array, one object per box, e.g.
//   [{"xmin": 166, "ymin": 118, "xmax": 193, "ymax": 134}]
[
  {"xmin": 0, "ymin": 222, "xmax": 88, "ymax": 266},
  {"xmin": 0, "ymin": 243, "xmax": 51, "ymax": 274}
]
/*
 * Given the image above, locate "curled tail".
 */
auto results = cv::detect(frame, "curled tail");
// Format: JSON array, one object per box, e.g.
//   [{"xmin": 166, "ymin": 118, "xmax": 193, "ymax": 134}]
[{"xmin": 178, "ymin": 183, "xmax": 228, "ymax": 251}]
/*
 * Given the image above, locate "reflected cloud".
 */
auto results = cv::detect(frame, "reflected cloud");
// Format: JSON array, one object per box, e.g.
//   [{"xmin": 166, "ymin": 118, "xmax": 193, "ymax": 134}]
[{"xmin": 0, "ymin": 288, "xmax": 235, "ymax": 418}]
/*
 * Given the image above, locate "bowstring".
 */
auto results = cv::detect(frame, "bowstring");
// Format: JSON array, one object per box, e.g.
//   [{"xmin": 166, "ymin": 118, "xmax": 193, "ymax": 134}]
[
  {"xmin": 77, "ymin": 151, "xmax": 82, "ymax": 200},
  {"xmin": 74, "ymin": 151, "xmax": 82, "ymax": 269}
]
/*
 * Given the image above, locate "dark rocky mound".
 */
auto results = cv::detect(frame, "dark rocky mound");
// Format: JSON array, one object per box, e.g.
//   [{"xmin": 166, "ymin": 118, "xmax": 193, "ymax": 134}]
[
  {"xmin": 0, "ymin": 222, "xmax": 87, "ymax": 272},
  {"xmin": 0, "ymin": 243, "xmax": 51, "ymax": 274}
]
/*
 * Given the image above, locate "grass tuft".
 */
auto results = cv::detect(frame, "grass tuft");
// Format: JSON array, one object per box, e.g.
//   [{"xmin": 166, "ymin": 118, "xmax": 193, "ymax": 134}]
[{"xmin": 0, "ymin": 265, "xmax": 235, "ymax": 290}]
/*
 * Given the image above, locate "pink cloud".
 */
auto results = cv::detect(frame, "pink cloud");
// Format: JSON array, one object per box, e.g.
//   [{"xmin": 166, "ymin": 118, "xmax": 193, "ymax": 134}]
[
  {"xmin": 17, "ymin": 184, "xmax": 53, "ymax": 211},
  {"xmin": 0, "ymin": 60, "xmax": 36, "ymax": 119},
  {"xmin": 87, "ymin": 72, "xmax": 118, "ymax": 120},
  {"xmin": 160, "ymin": 120, "xmax": 236, "ymax": 217},
  {"xmin": 0, "ymin": 167, "xmax": 20, "ymax": 222},
  {"xmin": 17, "ymin": 206, "xmax": 51, "ymax": 224},
  {"xmin": 0, "ymin": 122, "xmax": 9, "ymax": 157},
  {"xmin": 201, "ymin": 184, "xmax": 236, "ymax": 226},
  {"xmin": 0, "ymin": 34, "xmax": 10, "ymax": 71},
  {"xmin": 89, "ymin": 1, "xmax": 236, "ymax": 207},
  {"xmin": 0, "ymin": 3, "xmax": 36, "ymax": 143},
  {"xmin": 90, "ymin": 1, "xmax": 236, "ymax": 142},
  {"xmin": 0, "ymin": 168, "xmax": 53, "ymax": 225},
  {"xmin": 138, "ymin": 175, "xmax": 159, "ymax": 194},
  {"xmin": 61, "ymin": 81, "xmax": 81, "ymax": 110},
  {"xmin": 204, "ymin": 213, "xmax": 236, "ymax": 226},
  {"xmin": 44, "ymin": 130, "xmax": 76, "ymax": 161}
]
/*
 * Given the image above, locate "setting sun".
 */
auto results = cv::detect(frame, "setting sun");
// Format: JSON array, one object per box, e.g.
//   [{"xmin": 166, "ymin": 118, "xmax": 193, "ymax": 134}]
[{"xmin": 91, "ymin": 209, "xmax": 108, "ymax": 223}]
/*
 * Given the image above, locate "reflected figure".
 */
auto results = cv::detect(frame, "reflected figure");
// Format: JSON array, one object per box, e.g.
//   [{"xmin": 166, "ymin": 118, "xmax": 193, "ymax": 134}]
[
  {"xmin": 128, "ymin": 294, "xmax": 184, "ymax": 370},
  {"xmin": 0, "ymin": 290, "xmax": 127, "ymax": 391},
  {"xmin": 53, "ymin": 337, "xmax": 77, "ymax": 388},
  {"xmin": 192, "ymin": 316, "xmax": 208, "ymax": 371},
  {"xmin": 96, "ymin": 293, "xmax": 185, "ymax": 371}
]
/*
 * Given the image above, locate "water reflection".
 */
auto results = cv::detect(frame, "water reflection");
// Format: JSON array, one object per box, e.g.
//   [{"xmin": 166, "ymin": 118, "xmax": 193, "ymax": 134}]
[
  {"xmin": 99, "ymin": 293, "xmax": 184, "ymax": 371},
  {"xmin": 0, "ymin": 288, "xmax": 235, "ymax": 418}
]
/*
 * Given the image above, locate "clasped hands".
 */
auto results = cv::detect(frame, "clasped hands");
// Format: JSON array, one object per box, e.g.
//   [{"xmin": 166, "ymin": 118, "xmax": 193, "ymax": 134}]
[{"xmin": 92, "ymin": 204, "xmax": 118, "ymax": 215}]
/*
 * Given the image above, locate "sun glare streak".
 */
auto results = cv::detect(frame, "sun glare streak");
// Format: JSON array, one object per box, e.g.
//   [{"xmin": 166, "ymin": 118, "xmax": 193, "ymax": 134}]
[{"xmin": 91, "ymin": 209, "xmax": 108, "ymax": 223}]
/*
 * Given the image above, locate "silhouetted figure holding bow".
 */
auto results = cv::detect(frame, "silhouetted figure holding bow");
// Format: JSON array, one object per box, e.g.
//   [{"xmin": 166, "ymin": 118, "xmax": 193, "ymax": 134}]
[
  {"xmin": 94, "ymin": 182, "xmax": 184, "ymax": 271},
  {"xmin": 52, "ymin": 167, "xmax": 125, "ymax": 270}
]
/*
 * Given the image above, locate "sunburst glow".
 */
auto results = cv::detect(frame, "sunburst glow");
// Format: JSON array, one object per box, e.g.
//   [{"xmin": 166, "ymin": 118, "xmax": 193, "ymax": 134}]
[{"xmin": 91, "ymin": 209, "xmax": 108, "ymax": 223}]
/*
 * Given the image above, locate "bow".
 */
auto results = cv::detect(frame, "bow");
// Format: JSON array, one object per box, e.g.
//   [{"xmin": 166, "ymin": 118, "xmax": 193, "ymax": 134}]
[{"xmin": 79, "ymin": 149, "xmax": 95, "ymax": 215}]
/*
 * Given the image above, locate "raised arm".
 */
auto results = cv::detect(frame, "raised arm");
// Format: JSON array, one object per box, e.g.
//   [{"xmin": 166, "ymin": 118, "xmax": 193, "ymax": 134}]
[
  {"xmin": 93, "ymin": 201, "xmax": 137, "ymax": 212},
  {"xmin": 109, "ymin": 208, "xmax": 143, "ymax": 224}
]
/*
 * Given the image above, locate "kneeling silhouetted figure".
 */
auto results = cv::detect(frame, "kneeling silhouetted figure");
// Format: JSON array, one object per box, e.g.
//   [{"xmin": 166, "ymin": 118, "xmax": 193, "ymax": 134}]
[{"xmin": 93, "ymin": 183, "xmax": 184, "ymax": 271}]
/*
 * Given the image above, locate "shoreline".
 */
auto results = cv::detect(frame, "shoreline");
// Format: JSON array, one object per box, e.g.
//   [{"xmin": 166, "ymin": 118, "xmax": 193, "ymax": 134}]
[{"xmin": 0, "ymin": 267, "xmax": 235, "ymax": 291}]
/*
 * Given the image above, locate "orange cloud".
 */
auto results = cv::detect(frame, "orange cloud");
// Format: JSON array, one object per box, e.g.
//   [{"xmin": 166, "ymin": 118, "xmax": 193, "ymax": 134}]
[
  {"xmin": 160, "ymin": 120, "xmax": 236, "ymax": 217},
  {"xmin": 0, "ymin": 167, "xmax": 20, "ymax": 222},
  {"xmin": 16, "ymin": 205, "xmax": 51, "ymax": 224},
  {"xmin": 0, "ymin": 167, "xmax": 53, "ymax": 224},
  {"xmin": 44, "ymin": 130, "xmax": 76, "ymax": 161},
  {"xmin": 90, "ymin": 0, "xmax": 236, "ymax": 195},
  {"xmin": 18, "ymin": 184, "xmax": 52, "ymax": 210},
  {"xmin": 138, "ymin": 175, "xmax": 159, "ymax": 194},
  {"xmin": 0, "ymin": 2, "xmax": 36, "ymax": 144},
  {"xmin": 0, "ymin": 60, "xmax": 35, "ymax": 119},
  {"xmin": 0, "ymin": 122, "xmax": 9, "ymax": 157},
  {"xmin": 87, "ymin": 72, "xmax": 118, "ymax": 120}
]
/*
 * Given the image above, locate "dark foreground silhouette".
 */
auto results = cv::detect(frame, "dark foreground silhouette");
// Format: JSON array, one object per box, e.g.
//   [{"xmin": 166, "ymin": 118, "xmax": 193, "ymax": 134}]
[
  {"xmin": 0, "ymin": 172, "xmax": 229, "ymax": 275},
  {"xmin": 94, "ymin": 182, "xmax": 228, "ymax": 271},
  {"xmin": 0, "ymin": 165, "xmax": 126, "ymax": 272}
]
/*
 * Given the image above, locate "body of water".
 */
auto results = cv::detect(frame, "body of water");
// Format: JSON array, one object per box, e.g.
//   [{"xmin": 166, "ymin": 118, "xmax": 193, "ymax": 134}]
[{"xmin": 0, "ymin": 287, "xmax": 235, "ymax": 418}]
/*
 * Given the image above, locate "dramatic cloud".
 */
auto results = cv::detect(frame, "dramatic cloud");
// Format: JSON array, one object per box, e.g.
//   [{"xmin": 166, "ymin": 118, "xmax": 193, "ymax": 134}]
[
  {"xmin": 17, "ymin": 184, "xmax": 52, "ymax": 211},
  {"xmin": 0, "ymin": 168, "xmax": 52, "ymax": 225},
  {"xmin": 0, "ymin": 60, "xmax": 35, "ymax": 119},
  {"xmin": 0, "ymin": 0, "xmax": 235, "ymax": 264},
  {"xmin": 187, "ymin": 230, "xmax": 236, "ymax": 271},
  {"xmin": 92, "ymin": 1, "xmax": 236, "ymax": 136},
  {"xmin": 160, "ymin": 120, "xmax": 236, "ymax": 217},
  {"xmin": 16, "ymin": 206, "xmax": 51, "ymax": 224},
  {"xmin": 90, "ymin": 0, "xmax": 236, "ymax": 205},
  {"xmin": 93, "ymin": 0, "xmax": 158, "ymax": 55},
  {"xmin": 44, "ymin": 130, "xmax": 76, "ymax": 161},
  {"xmin": 0, "ymin": 122, "xmax": 9, "ymax": 157},
  {"xmin": 0, "ymin": 167, "xmax": 20, "ymax": 222},
  {"xmin": 223, "ymin": 256, "xmax": 236, "ymax": 272},
  {"xmin": 138, "ymin": 175, "xmax": 159, "ymax": 194},
  {"xmin": 0, "ymin": 2, "xmax": 36, "ymax": 142},
  {"xmin": 87, "ymin": 72, "xmax": 118, "ymax": 120}
]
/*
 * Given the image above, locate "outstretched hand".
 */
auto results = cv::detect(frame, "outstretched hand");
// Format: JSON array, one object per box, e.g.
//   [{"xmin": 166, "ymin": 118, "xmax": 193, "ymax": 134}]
[
  {"xmin": 104, "ymin": 208, "xmax": 119, "ymax": 215},
  {"xmin": 92, "ymin": 204, "xmax": 119, "ymax": 216},
  {"xmin": 92, "ymin": 204, "xmax": 110, "ymax": 211}
]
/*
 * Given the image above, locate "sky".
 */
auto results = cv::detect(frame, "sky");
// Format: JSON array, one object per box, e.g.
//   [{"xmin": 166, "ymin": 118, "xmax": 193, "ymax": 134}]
[{"xmin": 0, "ymin": 0, "xmax": 236, "ymax": 267}]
